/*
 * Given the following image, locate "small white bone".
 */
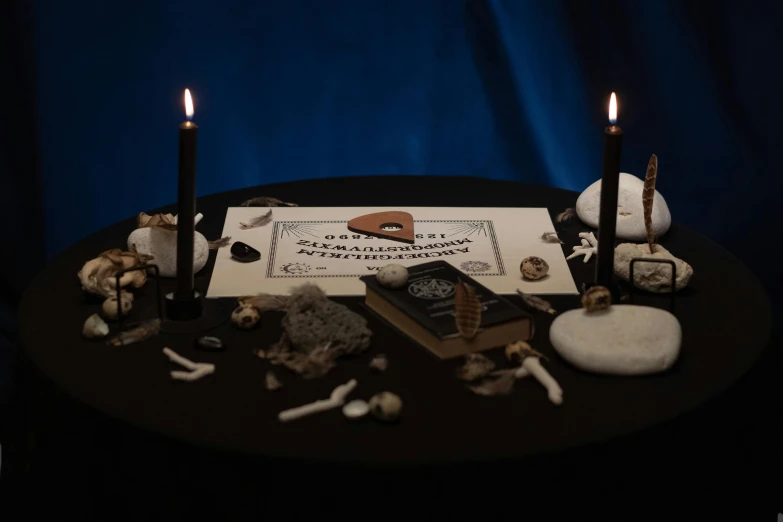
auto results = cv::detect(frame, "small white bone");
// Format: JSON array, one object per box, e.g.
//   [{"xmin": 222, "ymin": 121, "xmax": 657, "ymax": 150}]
[
  {"xmin": 172, "ymin": 213, "xmax": 204, "ymax": 226},
  {"xmin": 163, "ymin": 347, "xmax": 215, "ymax": 382},
  {"xmin": 515, "ymin": 357, "xmax": 563, "ymax": 405},
  {"xmin": 278, "ymin": 379, "xmax": 358, "ymax": 422}
]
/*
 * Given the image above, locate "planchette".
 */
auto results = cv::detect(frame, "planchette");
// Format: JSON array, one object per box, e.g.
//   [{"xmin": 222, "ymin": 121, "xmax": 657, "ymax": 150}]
[{"xmin": 346, "ymin": 211, "xmax": 415, "ymax": 243}]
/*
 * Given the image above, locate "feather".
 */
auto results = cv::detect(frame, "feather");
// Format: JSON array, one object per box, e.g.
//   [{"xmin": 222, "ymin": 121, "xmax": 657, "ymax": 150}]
[
  {"xmin": 208, "ymin": 236, "xmax": 231, "ymax": 250},
  {"xmin": 456, "ymin": 353, "xmax": 495, "ymax": 381},
  {"xmin": 239, "ymin": 209, "xmax": 273, "ymax": 229},
  {"xmin": 237, "ymin": 293, "xmax": 289, "ymax": 312},
  {"xmin": 106, "ymin": 319, "xmax": 161, "ymax": 347},
  {"xmin": 643, "ymin": 154, "xmax": 658, "ymax": 253},
  {"xmin": 137, "ymin": 212, "xmax": 177, "ymax": 230},
  {"xmin": 555, "ymin": 208, "xmax": 577, "ymax": 223},
  {"xmin": 454, "ymin": 279, "xmax": 481, "ymax": 339},
  {"xmin": 540, "ymin": 231, "xmax": 564, "ymax": 244},
  {"xmin": 470, "ymin": 371, "xmax": 516, "ymax": 396},
  {"xmin": 515, "ymin": 289, "xmax": 556, "ymax": 315},
  {"xmin": 239, "ymin": 197, "xmax": 298, "ymax": 207}
]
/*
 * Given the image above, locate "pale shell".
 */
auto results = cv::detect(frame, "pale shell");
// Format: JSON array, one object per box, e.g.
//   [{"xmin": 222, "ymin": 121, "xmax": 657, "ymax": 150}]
[
  {"xmin": 82, "ymin": 313, "xmax": 109, "ymax": 339},
  {"xmin": 369, "ymin": 392, "xmax": 402, "ymax": 422},
  {"xmin": 231, "ymin": 304, "xmax": 261, "ymax": 330},
  {"xmin": 342, "ymin": 399, "xmax": 370, "ymax": 420}
]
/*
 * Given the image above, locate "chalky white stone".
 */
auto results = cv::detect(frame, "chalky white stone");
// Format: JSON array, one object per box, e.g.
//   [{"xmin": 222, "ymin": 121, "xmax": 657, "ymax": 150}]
[
  {"xmin": 127, "ymin": 227, "xmax": 208, "ymax": 278},
  {"xmin": 576, "ymin": 172, "xmax": 671, "ymax": 241},
  {"xmin": 614, "ymin": 243, "xmax": 693, "ymax": 293},
  {"xmin": 550, "ymin": 305, "xmax": 681, "ymax": 375},
  {"xmin": 342, "ymin": 399, "xmax": 370, "ymax": 420},
  {"xmin": 376, "ymin": 264, "xmax": 408, "ymax": 289}
]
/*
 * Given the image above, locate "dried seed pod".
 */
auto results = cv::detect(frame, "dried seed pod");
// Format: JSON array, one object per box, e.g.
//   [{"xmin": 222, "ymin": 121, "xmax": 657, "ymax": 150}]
[
  {"xmin": 369, "ymin": 392, "xmax": 402, "ymax": 422},
  {"xmin": 265, "ymin": 371, "xmax": 283, "ymax": 391},
  {"xmin": 231, "ymin": 304, "xmax": 261, "ymax": 330},
  {"xmin": 582, "ymin": 285, "xmax": 612, "ymax": 313},
  {"xmin": 454, "ymin": 279, "xmax": 481, "ymax": 339},
  {"xmin": 520, "ymin": 256, "xmax": 549, "ymax": 280}
]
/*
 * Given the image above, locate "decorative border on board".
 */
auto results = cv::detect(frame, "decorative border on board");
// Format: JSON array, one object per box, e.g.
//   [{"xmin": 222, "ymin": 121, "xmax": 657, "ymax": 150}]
[{"xmin": 266, "ymin": 220, "xmax": 506, "ymax": 278}]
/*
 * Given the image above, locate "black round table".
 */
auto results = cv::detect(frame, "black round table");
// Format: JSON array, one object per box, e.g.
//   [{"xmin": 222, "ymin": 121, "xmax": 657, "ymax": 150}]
[{"xmin": 18, "ymin": 176, "xmax": 776, "ymax": 518}]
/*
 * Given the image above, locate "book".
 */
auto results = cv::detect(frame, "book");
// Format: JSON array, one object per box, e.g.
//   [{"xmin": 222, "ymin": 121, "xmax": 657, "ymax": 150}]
[{"xmin": 360, "ymin": 260, "xmax": 533, "ymax": 359}]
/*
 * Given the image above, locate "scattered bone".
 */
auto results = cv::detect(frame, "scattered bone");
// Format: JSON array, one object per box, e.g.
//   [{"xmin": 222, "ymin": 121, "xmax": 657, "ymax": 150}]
[
  {"xmin": 278, "ymin": 379, "xmax": 358, "ymax": 422},
  {"xmin": 163, "ymin": 347, "xmax": 215, "ymax": 382},
  {"xmin": 566, "ymin": 232, "xmax": 598, "ymax": 263}
]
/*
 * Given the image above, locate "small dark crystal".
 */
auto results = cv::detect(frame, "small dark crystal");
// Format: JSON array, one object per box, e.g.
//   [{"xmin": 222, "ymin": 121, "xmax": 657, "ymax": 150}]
[
  {"xmin": 195, "ymin": 335, "xmax": 225, "ymax": 351},
  {"xmin": 231, "ymin": 241, "xmax": 261, "ymax": 262}
]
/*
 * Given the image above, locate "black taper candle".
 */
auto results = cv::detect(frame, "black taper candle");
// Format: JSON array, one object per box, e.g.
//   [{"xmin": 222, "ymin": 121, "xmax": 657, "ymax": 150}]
[
  {"xmin": 175, "ymin": 107, "xmax": 198, "ymax": 299},
  {"xmin": 595, "ymin": 93, "xmax": 623, "ymax": 288}
]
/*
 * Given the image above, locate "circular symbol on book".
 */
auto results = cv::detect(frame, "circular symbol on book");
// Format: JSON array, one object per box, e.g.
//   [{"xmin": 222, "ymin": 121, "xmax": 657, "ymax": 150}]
[
  {"xmin": 460, "ymin": 261, "xmax": 491, "ymax": 273},
  {"xmin": 280, "ymin": 262, "xmax": 311, "ymax": 275},
  {"xmin": 408, "ymin": 279, "xmax": 455, "ymax": 300}
]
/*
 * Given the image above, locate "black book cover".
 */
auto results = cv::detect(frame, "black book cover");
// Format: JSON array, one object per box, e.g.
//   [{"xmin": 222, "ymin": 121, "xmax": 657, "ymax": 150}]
[{"xmin": 360, "ymin": 260, "xmax": 529, "ymax": 339}]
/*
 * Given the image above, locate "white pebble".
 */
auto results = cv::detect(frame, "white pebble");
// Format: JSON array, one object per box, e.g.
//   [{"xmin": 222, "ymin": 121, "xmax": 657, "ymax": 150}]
[{"xmin": 342, "ymin": 399, "xmax": 370, "ymax": 420}]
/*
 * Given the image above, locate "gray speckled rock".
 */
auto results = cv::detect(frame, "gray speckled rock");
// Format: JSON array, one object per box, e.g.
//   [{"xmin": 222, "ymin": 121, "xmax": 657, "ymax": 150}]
[
  {"xmin": 550, "ymin": 305, "xmax": 681, "ymax": 375},
  {"xmin": 614, "ymin": 243, "xmax": 693, "ymax": 293},
  {"xmin": 377, "ymin": 264, "xmax": 408, "ymax": 289},
  {"xmin": 127, "ymin": 227, "xmax": 208, "ymax": 277},
  {"xmin": 283, "ymin": 283, "xmax": 372, "ymax": 355},
  {"xmin": 576, "ymin": 172, "xmax": 671, "ymax": 241}
]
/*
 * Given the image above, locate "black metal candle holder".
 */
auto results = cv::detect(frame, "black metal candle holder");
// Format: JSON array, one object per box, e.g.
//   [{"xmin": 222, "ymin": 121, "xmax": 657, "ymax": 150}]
[{"xmin": 628, "ymin": 257, "xmax": 677, "ymax": 313}]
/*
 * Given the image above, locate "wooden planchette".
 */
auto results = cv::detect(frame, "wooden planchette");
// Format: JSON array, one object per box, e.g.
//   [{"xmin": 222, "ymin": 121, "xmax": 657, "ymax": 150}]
[{"xmin": 347, "ymin": 211, "xmax": 415, "ymax": 243}]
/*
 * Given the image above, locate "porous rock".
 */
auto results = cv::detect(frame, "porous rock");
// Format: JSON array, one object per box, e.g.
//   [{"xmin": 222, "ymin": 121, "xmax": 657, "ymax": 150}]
[
  {"xmin": 614, "ymin": 243, "xmax": 693, "ymax": 293},
  {"xmin": 282, "ymin": 283, "xmax": 372, "ymax": 356},
  {"xmin": 128, "ymin": 227, "xmax": 208, "ymax": 278},
  {"xmin": 550, "ymin": 305, "xmax": 681, "ymax": 375},
  {"xmin": 576, "ymin": 172, "xmax": 671, "ymax": 241}
]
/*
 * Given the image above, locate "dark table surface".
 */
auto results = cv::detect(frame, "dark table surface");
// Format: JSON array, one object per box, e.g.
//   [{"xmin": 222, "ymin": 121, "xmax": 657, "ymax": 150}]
[{"xmin": 19, "ymin": 175, "xmax": 773, "ymax": 467}]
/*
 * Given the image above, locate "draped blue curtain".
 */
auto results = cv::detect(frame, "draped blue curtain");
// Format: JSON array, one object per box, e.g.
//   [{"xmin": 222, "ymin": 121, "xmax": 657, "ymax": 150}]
[{"xmin": 2, "ymin": 1, "xmax": 782, "ymax": 394}]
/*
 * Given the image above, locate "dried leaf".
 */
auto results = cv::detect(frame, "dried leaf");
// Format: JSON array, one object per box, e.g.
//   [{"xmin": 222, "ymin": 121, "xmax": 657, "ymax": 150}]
[
  {"xmin": 208, "ymin": 236, "xmax": 231, "ymax": 250},
  {"xmin": 265, "ymin": 371, "xmax": 283, "ymax": 391},
  {"xmin": 470, "ymin": 371, "xmax": 516, "ymax": 396},
  {"xmin": 643, "ymin": 154, "xmax": 658, "ymax": 253},
  {"xmin": 555, "ymin": 208, "xmax": 577, "ymax": 223},
  {"xmin": 456, "ymin": 353, "xmax": 496, "ymax": 381},
  {"xmin": 240, "ymin": 197, "xmax": 298, "ymax": 207},
  {"xmin": 239, "ymin": 209, "xmax": 273, "ymax": 229},
  {"xmin": 515, "ymin": 289, "xmax": 556, "ymax": 315},
  {"xmin": 106, "ymin": 319, "xmax": 161, "ymax": 347},
  {"xmin": 137, "ymin": 212, "xmax": 178, "ymax": 230},
  {"xmin": 454, "ymin": 279, "xmax": 481, "ymax": 339},
  {"xmin": 540, "ymin": 231, "xmax": 564, "ymax": 244},
  {"xmin": 238, "ymin": 293, "xmax": 290, "ymax": 312}
]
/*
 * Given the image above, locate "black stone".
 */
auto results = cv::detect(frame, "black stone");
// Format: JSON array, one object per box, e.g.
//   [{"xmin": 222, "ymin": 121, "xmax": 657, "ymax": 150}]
[
  {"xmin": 195, "ymin": 335, "xmax": 225, "ymax": 351},
  {"xmin": 231, "ymin": 241, "xmax": 261, "ymax": 262}
]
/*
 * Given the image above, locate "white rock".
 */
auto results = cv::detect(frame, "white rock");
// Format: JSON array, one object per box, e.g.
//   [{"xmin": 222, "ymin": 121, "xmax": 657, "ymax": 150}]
[
  {"xmin": 82, "ymin": 313, "xmax": 109, "ymax": 339},
  {"xmin": 127, "ymin": 228, "xmax": 208, "ymax": 278},
  {"xmin": 614, "ymin": 243, "xmax": 693, "ymax": 293},
  {"xmin": 376, "ymin": 264, "xmax": 408, "ymax": 289},
  {"xmin": 576, "ymin": 172, "xmax": 671, "ymax": 241},
  {"xmin": 550, "ymin": 305, "xmax": 681, "ymax": 375}
]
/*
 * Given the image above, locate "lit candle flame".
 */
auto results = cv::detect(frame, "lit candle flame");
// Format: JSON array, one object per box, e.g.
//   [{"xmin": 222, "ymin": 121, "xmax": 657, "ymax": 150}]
[
  {"xmin": 609, "ymin": 92, "xmax": 617, "ymax": 125},
  {"xmin": 184, "ymin": 89, "xmax": 194, "ymax": 120}
]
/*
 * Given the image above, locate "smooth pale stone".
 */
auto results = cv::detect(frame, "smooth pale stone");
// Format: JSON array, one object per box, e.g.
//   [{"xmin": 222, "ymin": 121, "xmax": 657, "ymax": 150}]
[
  {"xmin": 614, "ymin": 243, "xmax": 693, "ymax": 293},
  {"xmin": 550, "ymin": 305, "xmax": 681, "ymax": 375},
  {"xmin": 376, "ymin": 264, "xmax": 408, "ymax": 289},
  {"xmin": 127, "ymin": 228, "xmax": 208, "ymax": 277},
  {"xmin": 342, "ymin": 399, "xmax": 370, "ymax": 420},
  {"xmin": 576, "ymin": 172, "xmax": 672, "ymax": 241}
]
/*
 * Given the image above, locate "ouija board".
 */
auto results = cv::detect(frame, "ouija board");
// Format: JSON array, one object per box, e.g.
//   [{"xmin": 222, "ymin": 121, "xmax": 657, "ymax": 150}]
[{"xmin": 207, "ymin": 207, "xmax": 579, "ymax": 296}]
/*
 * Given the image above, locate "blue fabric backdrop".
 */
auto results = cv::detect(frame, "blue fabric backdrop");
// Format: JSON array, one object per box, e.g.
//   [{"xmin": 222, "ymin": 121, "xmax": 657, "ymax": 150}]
[{"xmin": 33, "ymin": 1, "xmax": 782, "ymax": 265}]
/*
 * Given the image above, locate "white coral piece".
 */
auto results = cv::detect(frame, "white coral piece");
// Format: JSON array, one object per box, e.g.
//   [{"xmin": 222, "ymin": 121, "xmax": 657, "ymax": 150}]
[{"xmin": 566, "ymin": 232, "xmax": 598, "ymax": 263}]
